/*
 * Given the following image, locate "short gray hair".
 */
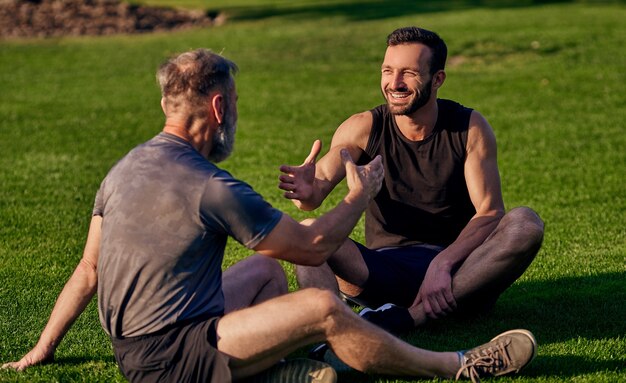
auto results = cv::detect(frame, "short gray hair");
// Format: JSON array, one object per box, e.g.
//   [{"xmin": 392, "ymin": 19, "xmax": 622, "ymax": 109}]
[{"xmin": 156, "ymin": 49, "xmax": 238, "ymax": 109}]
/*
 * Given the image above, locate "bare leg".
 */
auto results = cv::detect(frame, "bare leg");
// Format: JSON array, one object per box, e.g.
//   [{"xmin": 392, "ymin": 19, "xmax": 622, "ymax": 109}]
[
  {"xmin": 299, "ymin": 207, "xmax": 544, "ymax": 329},
  {"xmin": 409, "ymin": 207, "xmax": 544, "ymax": 325},
  {"xmin": 216, "ymin": 288, "xmax": 459, "ymax": 380},
  {"xmin": 296, "ymin": 238, "xmax": 369, "ymax": 297},
  {"xmin": 223, "ymin": 254, "xmax": 288, "ymax": 314}
]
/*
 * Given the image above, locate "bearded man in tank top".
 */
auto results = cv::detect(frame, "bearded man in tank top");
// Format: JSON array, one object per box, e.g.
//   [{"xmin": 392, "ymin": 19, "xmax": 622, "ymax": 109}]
[{"xmin": 280, "ymin": 26, "xmax": 545, "ymax": 334}]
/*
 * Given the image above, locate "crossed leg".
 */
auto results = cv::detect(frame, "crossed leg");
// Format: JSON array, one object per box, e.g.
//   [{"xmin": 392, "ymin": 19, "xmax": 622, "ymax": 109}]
[
  {"xmin": 296, "ymin": 207, "xmax": 545, "ymax": 327},
  {"xmin": 409, "ymin": 207, "xmax": 544, "ymax": 325},
  {"xmin": 216, "ymin": 288, "xmax": 460, "ymax": 380}
]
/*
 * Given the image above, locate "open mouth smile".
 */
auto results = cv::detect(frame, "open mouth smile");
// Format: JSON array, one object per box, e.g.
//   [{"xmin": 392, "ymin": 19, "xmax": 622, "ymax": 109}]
[{"xmin": 388, "ymin": 91, "xmax": 412, "ymax": 101}]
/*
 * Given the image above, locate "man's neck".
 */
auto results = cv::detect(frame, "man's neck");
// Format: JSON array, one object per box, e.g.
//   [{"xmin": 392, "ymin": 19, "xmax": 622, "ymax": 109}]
[
  {"xmin": 163, "ymin": 116, "xmax": 213, "ymax": 158},
  {"xmin": 394, "ymin": 98, "xmax": 438, "ymax": 141}
]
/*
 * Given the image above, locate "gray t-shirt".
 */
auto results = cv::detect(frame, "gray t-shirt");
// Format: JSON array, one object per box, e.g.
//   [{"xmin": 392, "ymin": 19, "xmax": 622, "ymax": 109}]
[{"xmin": 93, "ymin": 132, "xmax": 282, "ymax": 338}]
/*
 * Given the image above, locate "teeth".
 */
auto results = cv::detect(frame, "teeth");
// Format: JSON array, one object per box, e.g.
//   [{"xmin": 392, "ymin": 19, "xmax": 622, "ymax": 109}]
[{"xmin": 390, "ymin": 92, "xmax": 409, "ymax": 99}]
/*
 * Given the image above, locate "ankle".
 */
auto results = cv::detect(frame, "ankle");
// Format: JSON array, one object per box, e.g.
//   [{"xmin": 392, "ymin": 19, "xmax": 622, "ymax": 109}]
[{"xmin": 441, "ymin": 351, "xmax": 464, "ymax": 379}]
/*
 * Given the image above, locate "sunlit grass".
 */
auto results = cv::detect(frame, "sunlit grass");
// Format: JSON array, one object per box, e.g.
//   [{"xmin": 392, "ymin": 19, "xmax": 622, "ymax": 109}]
[{"xmin": 0, "ymin": 1, "xmax": 624, "ymax": 382}]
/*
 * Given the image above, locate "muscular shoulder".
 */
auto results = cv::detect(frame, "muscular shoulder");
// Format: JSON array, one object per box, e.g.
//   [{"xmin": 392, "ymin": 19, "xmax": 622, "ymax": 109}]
[
  {"xmin": 467, "ymin": 110, "xmax": 497, "ymax": 156},
  {"xmin": 331, "ymin": 111, "xmax": 373, "ymax": 151}
]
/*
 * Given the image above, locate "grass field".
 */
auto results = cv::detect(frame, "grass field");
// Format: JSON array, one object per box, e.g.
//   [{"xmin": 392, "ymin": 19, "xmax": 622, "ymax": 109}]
[{"xmin": 0, "ymin": 0, "xmax": 624, "ymax": 382}]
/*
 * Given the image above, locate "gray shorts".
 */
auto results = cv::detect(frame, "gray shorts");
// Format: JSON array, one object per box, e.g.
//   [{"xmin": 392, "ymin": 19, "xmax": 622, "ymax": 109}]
[{"xmin": 111, "ymin": 316, "xmax": 231, "ymax": 383}]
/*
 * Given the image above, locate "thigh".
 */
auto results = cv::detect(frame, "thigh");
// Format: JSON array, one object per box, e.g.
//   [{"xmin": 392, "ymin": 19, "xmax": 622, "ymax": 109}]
[
  {"xmin": 348, "ymin": 243, "xmax": 442, "ymax": 308},
  {"xmin": 216, "ymin": 288, "xmax": 341, "ymax": 379}
]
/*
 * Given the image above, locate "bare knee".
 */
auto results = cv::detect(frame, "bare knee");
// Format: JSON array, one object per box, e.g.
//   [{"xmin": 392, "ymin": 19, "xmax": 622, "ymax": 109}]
[
  {"xmin": 499, "ymin": 207, "xmax": 545, "ymax": 252},
  {"xmin": 250, "ymin": 254, "xmax": 288, "ymax": 295},
  {"xmin": 299, "ymin": 288, "xmax": 347, "ymax": 328}
]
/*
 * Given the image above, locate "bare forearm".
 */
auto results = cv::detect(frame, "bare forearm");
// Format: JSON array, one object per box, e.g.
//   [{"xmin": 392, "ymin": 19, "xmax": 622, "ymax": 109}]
[
  {"xmin": 36, "ymin": 261, "xmax": 97, "ymax": 352},
  {"xmin": 263, "ymin": 150, "xmax": 382, "ymax": 266},
  {"xmin": 434, "ymin": 213, "xmax": 503, "ymax": 271},
  {"xmin": 304, "ymin": 191, "xmax": 367, "ymax": 261}
]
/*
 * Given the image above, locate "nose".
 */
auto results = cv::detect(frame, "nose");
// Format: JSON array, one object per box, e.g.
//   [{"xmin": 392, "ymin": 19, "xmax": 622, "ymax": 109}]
[{"xmin": 390, "ymin": 72, "xmax": 406, "ymax": 90}]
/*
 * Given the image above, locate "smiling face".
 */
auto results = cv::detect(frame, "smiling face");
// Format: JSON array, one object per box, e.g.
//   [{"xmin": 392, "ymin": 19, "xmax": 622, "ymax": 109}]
[{"xmin": 380, "ymin": 43, "xmax": 435, "ymax": 116}]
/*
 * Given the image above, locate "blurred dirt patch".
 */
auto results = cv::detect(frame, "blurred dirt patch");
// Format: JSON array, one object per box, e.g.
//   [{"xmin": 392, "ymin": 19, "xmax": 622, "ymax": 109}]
[{"xmin": 0, "ymin": 0, "xmax": 222, "ymax": 38}]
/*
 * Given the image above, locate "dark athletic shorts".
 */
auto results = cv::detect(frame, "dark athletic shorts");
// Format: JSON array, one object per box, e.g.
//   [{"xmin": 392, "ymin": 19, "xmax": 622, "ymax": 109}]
[
  {"xmin": 346, "ymin": 241, "xmax": 444, "ymax": 309},
  {"xmin": 111, "ymin": 317, "xmax": 231, "ymax": 383}
]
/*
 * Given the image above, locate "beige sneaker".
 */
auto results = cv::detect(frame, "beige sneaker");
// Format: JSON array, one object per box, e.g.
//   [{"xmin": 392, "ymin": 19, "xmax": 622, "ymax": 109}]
[
  {"xmin": 456, "ymin": 329, "xmax": 537, "ymax": 382},
  {"xmin": 247, "ymin": 358, "xmax": 337, "ymax": 383}
]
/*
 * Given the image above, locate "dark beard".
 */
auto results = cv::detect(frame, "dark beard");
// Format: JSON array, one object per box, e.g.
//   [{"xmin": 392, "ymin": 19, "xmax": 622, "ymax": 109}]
[{"xmin": 388, "ymin": 78, "xmax": 432, "ymax": 116}]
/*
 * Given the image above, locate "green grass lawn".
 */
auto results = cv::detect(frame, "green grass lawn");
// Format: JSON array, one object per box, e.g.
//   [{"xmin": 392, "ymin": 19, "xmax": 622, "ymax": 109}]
[{"xmin": 0, "ymin": 1, "xmax": 624, "ymax": 382}]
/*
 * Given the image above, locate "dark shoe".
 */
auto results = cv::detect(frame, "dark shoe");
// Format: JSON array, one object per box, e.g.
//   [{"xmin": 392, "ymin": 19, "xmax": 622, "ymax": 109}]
[
  {"xmin": 455, "ymin": 329, "xmax": 537, "ymax": 382},
  {"xmin": 308, "ymin": 344, "xmax": 354, "ymax": 373},
  {"xmin": 309, "ymin": 343, "xmax": 330, "ymax": 362},
  {"xmin": 359, "ymin": 303, "xmax": 414, "ymax": 335},
  {"xmin": 247, "ymin": 358, "xmax": 337, "ymax": 383}
]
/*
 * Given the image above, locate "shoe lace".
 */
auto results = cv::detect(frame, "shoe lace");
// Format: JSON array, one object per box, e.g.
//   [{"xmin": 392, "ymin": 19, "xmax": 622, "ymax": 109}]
[{"xmin": 455, "ymin": 340, "xmax": 511, "ymax": 383}]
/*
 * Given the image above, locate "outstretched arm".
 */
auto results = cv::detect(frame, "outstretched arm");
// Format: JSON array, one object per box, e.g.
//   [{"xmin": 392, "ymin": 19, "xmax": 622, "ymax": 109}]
[
  {"xmin": 278, "ymin": 112, "xmax": 372, "ymax": 211},
  {"xmin": 415, "ymin": 111, "xmax": 505, "ymax": 318},
  {"xmin": 2, "ymin": 215, "xmax": 102, "ymax": 371},
  {"xmin": 258, "ymin": 149, "xmax": 383, "ymax": 265}
]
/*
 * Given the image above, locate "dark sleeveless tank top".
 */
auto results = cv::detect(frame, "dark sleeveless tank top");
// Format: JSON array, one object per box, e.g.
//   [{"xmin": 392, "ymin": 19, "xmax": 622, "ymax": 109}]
[{"xmin": 359, "ymin": 99, "xmax": 476, "ymax": 249}]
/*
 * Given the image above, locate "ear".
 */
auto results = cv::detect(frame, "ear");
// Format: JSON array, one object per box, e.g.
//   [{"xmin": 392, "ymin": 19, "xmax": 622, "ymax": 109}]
[
  {"xmin": 211, "ymin": 93, "xmax": 225, "ymax": 125},
  {"xmin": 160, "ymin": 97, "xmax": 167, "ymax": 115},
  {"xmin": 432, "ymin": 70, "xmax": 446, "ymax": 90}
]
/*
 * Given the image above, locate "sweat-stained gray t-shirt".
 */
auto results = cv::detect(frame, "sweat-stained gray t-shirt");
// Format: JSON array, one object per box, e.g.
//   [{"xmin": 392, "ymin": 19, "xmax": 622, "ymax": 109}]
[{"xmin": 93, "ymin": 132, "xmax": 282, "ymax": 338}]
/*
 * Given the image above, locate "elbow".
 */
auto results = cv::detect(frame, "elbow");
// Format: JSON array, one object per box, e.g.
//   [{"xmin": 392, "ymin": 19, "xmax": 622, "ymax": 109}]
[
  {"xmin": 480, "ymin": 207, "xmax": 505, "ymax": 220},
  {"xmin": 297, "ymin": 234, "xmax": 333, "ymax": 266},
  {"xmin": 301, "ymin": 252, "xmax": 328, "ymax": 267},
  {"xmin": 494, "ymin": 208, "xmax": 505, "ymax": 220},
  {"xmin": 296, "ymin": 246, "xmax": 329, "ymax": 267},
  {"xmin": 76, "ymin": 259, "xmax": 99, "ymax": 293}
]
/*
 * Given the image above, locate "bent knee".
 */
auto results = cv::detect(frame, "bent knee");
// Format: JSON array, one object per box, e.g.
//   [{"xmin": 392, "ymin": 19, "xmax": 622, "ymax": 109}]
[
  {"xmin": 502, "ymin": 207, "xmax": 545, "ymax": 244},
  {"xmin": 250, "ymin": 254, "xmax": 288, "ymax": 288},
  {"xmin": 299, "ymin": 288, "xmax": 346, "ymax": 320},
  {"xmin": 250, "ymin": 254, "xmax": 285, "ymax": 274}
]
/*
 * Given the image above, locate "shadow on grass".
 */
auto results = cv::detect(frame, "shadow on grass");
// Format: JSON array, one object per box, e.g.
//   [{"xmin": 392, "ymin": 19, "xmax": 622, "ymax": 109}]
[
  {"xmin": 409, "ymin": 271, "xmax": 624, "ymax": 340},
  {"xmin": 489, "ymin": 272, "xmax": 625, "ymax": 343},
  {"xmin": 335, "ymin": 272, "xmax": 625, "ymax": 381},
  {"xmin": 221, "ymin": 0, "xmax": 579, "ymax": 22},
  {"xmin": 394, "ymin": 272, "xmax": 625, "ymax": 379},
  {"xmin": 52, "ymin": 355, "xmax": 116, "ymax": 366}
]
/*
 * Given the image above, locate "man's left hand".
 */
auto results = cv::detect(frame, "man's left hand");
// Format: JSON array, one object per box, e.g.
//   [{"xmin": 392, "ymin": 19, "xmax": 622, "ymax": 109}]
[{"xmin": 414, "ymin": 262, "xmax": 457, "ymax": 319}]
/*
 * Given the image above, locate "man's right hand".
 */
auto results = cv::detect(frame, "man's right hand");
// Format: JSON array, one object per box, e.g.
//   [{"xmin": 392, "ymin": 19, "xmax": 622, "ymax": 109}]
[
  {"xmin": 278, "ymin": 140, "xmax": 322, "ymax": 209},
  {"xmin": 341, "ymin": 149, "xmax": 383, "ymax": 205},
  {"xmin": 2, "ymin": 345, "xmax": 54, "ymax": 372}
]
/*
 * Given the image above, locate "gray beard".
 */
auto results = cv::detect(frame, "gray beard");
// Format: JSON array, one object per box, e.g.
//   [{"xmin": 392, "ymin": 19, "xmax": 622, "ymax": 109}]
[{"xmin": 208, "ymin": 119, "xmax": 236, "ymax": 163}]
